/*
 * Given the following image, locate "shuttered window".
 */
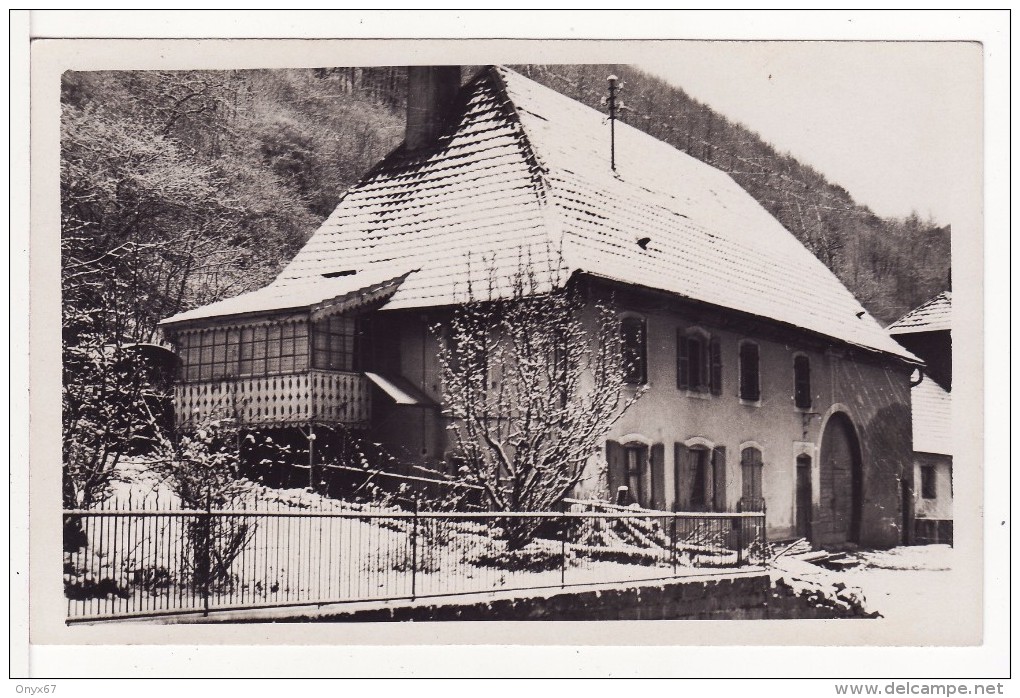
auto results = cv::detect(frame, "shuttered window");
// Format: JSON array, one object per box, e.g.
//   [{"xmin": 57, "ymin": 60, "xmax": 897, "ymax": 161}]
[
  {"xmin": 677, "ymin": 331, "xmax": 722, "ymax": 395},
  {"xmin": 739, "ymin": 341, "xmax": 761, "ymax": 401},
  {"xmin": 689, "ymin": 448, "xmax": 708, "ymax": 509},
  {"xmin": 794, "ymin": 355, "xmax": 811, "ymax": 408},
  {"xmin": 740, "ymin": 447, "xmax": 764, "ymax": 511},
  {"xmin": 624, "ymin": 445, "xmax": 646, "ymax": 507}
]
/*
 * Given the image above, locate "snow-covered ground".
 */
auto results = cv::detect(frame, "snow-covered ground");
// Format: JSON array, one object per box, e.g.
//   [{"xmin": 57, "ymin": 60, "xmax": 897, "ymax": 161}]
[
  {"xmin": 840, "ymin": 545, "xmax": 959, "ymax": 624},
  {"xmin": 78, "ymin": 460, "xmax": 958, "ymax": 624},
  {"xmin": 769, "ymin": 545, "xmax": 957, "ymax": 621},
  {"xmin": 68, "ymin": 459, "xmax": 753, "ymax": 620}
]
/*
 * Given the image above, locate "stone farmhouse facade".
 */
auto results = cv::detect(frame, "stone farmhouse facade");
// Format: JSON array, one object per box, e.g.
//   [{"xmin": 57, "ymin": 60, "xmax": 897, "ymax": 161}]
[{"xmin": 160, "ymin": 65, "xmax": 920, "ymax": 548}]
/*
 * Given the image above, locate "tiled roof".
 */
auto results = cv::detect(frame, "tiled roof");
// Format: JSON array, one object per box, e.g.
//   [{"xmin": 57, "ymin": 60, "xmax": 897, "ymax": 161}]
[
  {"xmin": 161, "ymin": 268, "xmax": 412, "ymax": 325},
  {"xmin": 888, "ymin": 291, "xmax": 952, "ymax": 334},
  {"xmin": 912, "ymin": 376, "xmax": 952, "ymax": 456},
  {"xmin": 166, "ymin": 66, "xmax": 916, "ymax": 361}
]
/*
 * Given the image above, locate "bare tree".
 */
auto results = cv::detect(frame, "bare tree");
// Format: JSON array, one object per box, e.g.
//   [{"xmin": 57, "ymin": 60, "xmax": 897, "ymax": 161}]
[{"xmin": 436, "ymin": 259, "xmax": 644, "ymax": 549}]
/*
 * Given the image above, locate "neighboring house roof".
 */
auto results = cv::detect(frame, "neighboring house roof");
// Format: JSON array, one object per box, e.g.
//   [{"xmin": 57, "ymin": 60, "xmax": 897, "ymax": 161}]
[
  {"xmin": 161, "ymin": 66, "xmax": 915, "ymax": 361},
  {"xmin": 912, "ymin": 375, "xmax": 952, "ymax": 456},
  {"xmin": 888, "ymin": 291, "xmax": 952, "ymax": 334}
]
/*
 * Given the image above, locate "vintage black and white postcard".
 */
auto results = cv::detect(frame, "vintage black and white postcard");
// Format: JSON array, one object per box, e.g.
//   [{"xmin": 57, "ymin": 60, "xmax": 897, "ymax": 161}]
[{"xmin": 15, "ymin": 9, "xmax": 1007, "ymax": 682}]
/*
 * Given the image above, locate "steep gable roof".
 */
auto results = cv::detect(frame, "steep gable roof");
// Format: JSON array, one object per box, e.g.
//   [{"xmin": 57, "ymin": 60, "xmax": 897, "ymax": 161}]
[
  {"xmin": 164, "ymin": 66, "xmax": 915, "ymax": 361},
  {"xmin": 888, "ymin": 291, "xmax": 952, "ymax": 334}
]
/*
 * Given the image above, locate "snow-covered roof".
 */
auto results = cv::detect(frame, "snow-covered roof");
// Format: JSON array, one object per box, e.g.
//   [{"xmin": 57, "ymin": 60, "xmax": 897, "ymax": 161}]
[
  {"xmin": 163, "ymin": 66, "xmax": 916, "ymax": 361},
  {"xmin": 912, "ymin": 376, "xmax": 952, "ymax": 456},
  {"xmin": 888, "ymin": 291, "xmax": 952, "ymax": 334},
  {"xmin": 160, "ymin": 268, "xmax": 413, "ymax": 326}
]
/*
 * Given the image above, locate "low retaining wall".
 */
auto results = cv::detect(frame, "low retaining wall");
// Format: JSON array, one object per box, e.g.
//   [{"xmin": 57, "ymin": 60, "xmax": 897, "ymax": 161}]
[{"xmin": 189, "ymin": 571, "xmax": 863, "ymax": 623}]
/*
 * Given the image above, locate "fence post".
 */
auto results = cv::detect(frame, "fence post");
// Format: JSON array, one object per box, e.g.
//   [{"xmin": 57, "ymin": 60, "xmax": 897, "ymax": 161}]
[
  {"xmin": 736, "ymin": 516, "xmax": 744, "ymax": 566},
  {"xmin": 202, "ymin": 488, "xmax": 211, "ymax": 617},
  {"xmin": 671, "ymin": 514, "xmax": 677, "ymax": 575},
  {"xmin": 759, "ymin": 513, "xmax": 767, "ymax": 564},
  {"xmin": 560, "ymin": 506, "xmax": 567, "ymax": 588},
  {"xmin": 411, "ymin": 496, "xmax": 418, "ymax": 600}
]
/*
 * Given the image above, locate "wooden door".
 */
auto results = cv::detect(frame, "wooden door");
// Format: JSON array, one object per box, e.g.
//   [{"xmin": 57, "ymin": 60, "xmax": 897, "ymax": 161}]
[
  {"xmin": 795, "ymin": 456, "xmax": 812, "ymax": 539},
  {"xmin": 818, "ymin": 413, "xmax": 862, "ymax": 546}
]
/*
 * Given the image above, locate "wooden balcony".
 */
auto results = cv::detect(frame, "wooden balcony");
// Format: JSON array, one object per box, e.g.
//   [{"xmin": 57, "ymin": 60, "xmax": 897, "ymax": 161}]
[{"xmin": 175, "ymin": 370, "xmax": 371, "ymax": 428}]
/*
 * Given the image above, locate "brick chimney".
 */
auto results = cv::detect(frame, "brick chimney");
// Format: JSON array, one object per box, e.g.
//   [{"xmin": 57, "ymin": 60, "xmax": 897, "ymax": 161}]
[{"xmin": 406, "ymin": 66, "xmax": 462, "ymax": 151}]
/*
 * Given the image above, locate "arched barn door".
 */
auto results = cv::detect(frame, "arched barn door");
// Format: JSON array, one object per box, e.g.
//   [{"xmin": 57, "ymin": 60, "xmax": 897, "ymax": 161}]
[{"xmin": 817, "ymin": 412, "xmax": 863, "ymax": 546}]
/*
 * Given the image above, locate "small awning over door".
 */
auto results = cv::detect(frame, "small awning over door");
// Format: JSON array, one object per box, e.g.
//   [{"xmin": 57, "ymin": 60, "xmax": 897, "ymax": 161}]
[{"xmin": 364, "ymin": 372, "xmax": 436, "ymax": 407}]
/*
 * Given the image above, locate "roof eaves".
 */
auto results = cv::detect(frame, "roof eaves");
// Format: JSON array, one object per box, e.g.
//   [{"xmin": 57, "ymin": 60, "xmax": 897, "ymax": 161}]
[{"xmin": 576, "ymin": 270, "xmax": 922, "ymax": 366}]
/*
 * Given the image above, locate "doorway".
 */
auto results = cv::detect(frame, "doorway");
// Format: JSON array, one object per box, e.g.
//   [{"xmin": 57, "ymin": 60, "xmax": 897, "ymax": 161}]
[
  {"xmin": 795, "ymin": 454, "xmax": 812, "ymax": 540},
  {"xmin": 818, "ymin": 412, "xmax": 863, "ymax": 546}
]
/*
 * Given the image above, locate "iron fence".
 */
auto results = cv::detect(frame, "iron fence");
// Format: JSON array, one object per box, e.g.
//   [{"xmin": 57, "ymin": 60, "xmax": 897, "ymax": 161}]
[{"xmin": 63, "ymin": 501, "xmax": 767, "ymax": 622}]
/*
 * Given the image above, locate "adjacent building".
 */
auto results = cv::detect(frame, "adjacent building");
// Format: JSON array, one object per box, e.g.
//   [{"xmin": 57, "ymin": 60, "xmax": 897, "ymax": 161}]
[
  {"xmin": 160, "ymin": 65, "xmax": 920, "ymax": 548},
  {"xmin": 889, "ymin": 291, "xmax": 953, "ymax": 545}
]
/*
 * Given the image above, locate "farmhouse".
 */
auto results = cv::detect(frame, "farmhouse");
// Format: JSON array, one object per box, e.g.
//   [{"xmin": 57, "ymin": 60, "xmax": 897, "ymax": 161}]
[
  {"xmin": 159, "ymin": 65, "xmax": 919, "ymax": 548},
  {"xmin": 888, "ymin": 291, "xmax": 953, "ymax": 545}
]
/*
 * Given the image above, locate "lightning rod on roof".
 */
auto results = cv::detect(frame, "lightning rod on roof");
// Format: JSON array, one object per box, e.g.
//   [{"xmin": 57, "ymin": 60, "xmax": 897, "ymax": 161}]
[{"xmin": 607, "ymin": 74, "xmax": 618, "ymax": 171}]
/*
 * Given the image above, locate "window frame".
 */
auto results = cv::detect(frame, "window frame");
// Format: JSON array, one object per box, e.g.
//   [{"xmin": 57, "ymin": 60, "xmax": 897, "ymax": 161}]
[
  {"xmin": 740, "ymin": 445, "xmax": 765, "ymax": 512},
  {"xmin": 676, "ymin": 328, "xmax": 722, "ymax": 396},
  {"xmin": 311, "ymin": 314, "xmax": 361, "ymax": 372},
  {"xmin": 177, "ymin": 319, "xmax": 310, "ymax": 383},
  {"xmin": 920, "ymin": 464, "xmax": 937, "ymax": 500},
  {"xmin": 624, "ymin": 444, "xmax": 649, "ymax": 508}
]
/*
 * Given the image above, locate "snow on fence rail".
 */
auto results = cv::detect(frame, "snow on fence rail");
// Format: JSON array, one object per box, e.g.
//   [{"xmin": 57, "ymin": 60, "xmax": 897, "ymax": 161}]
[{"xmin": 63, "ymin": 502, "xmax": 767, "ymax": 622}]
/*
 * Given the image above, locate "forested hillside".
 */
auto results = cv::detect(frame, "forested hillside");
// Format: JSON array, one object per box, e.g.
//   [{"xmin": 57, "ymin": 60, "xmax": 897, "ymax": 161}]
[{"xmin": 61, "ymin": 64, "xmax": 950, "ymax": 349}]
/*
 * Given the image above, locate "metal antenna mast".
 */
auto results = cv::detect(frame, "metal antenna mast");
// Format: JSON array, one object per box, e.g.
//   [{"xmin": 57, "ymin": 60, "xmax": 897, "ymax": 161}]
[{"xmin": 608, "ymin": 74, "xmax": 618, "ymax": 171}]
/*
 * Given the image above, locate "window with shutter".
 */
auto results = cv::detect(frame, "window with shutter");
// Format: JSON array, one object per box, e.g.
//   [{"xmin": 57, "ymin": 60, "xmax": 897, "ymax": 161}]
[
  {"xmin": 606, "ymin": 440, "xmax": 626, "ymax": 504},
  {"xmin": 677, "ymin": 329, "xmax": 718, "ymax": 395},
  {"xmin": 686, "ymin": 446, "xmax": 715, "ymax": 512},
  {"xmin": 739, "ymin": 341, "xmax": 761, "ymax": 401},
  {"xmin": 794, "ymin": 355, "xmax": 811, "ymax": 408},
  {"xmin": 650, "ymin": 443, "xmax": 665, "ymax": 510},
  {"xmin": 690, "ymin": 449, "xmax": 707, "ymax": 510},
  {"xmin": 711, "ymin": 446, "xmax": 727, "ymax": 512},
  {"xmin": 676, "ymin": 328, "xmax": 689, "ymax": 389},
  {"xmin": 624, "ymin": 445, "xmax": 646, "ymax": 507},
  {"xmin": 740, "ymin": 447, "xmax": 764, "ymax": 511},
  {"xmin": 688, "ymin": 337, "xmax": 703, "ymax": 390},
  {"xmin": 674, "ymin": 443, "xmax": 690, "ymax": 510}
]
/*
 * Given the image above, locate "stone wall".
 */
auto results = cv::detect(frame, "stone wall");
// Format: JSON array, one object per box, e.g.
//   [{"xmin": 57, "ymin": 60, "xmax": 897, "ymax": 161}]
[{"xmin": 251, "ymin": 573, "xmax": 872, "ymax": 623}]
